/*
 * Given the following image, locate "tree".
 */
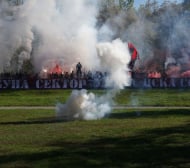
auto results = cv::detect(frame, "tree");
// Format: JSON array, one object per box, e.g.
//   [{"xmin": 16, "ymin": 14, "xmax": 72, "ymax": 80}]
[
  {"xmin": 21, "ymin": 59, "xmax": 34, "ymax": 74},
  {"xmin": 100, "ymin": 0, "xmax": 134, "ymax": 10},
  {"xmin": 119, "ymin": 0, "xmax": 134, "ymax": 9},
  {"xmin": 183, "ymin": 0, "xmax": 190, "ymax": 10},
  {"xmin": 8, "ymin": 0, "xmax": 23, "ymax": 6},
  {"xmin": 97, "ymin": 0, "xmax": 135, "ymax": 28}
]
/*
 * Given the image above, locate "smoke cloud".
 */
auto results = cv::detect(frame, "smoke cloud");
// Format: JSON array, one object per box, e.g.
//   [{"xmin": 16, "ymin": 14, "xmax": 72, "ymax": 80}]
[
  {"xmin": 0, "ymin": 0, "xmax": 100, "ymax": 73},
  {"xmin": 2, "ymin": 1, "xmax": 188, "ymax": 119},
  {"xmin": 0, "ymin": 0, "xmax": 33, "ymax": 72},
  {"xmin": 96, "ymin": 39, "xmax": 131, "ymax": 89},
  {"xmin": 56, "ymin": 38, "xmax": 131, "ymax": 120},
  {"xmin": 1, "ymin": 1, "xmax": 189, "ymax": 74},
  {"xmin": 56, "ymin": 89, "xmax": 113, "ymax": 120},
  {"xmin": 163, "ymin": 8, "xmax": 190, "ymax": 77},
  {"xmin": 0, "ymin": 0, "xmax": 133, "ymax": 120},
  {"xmin": 97, "ymin": 2, "xmax": 190, "ymax": 75}
]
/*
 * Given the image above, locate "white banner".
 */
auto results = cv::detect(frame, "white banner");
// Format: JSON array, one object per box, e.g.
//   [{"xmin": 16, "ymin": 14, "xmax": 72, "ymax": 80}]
[{"xmin": 0, "ymin": 78, "xmax": 190, "ymax": 89}]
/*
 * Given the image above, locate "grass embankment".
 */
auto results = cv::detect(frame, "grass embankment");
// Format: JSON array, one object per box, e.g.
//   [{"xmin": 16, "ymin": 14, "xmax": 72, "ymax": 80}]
[
  {"xmin": 0, "ymin": 89, "xmax": 189, "ymax": 167},
  {"xmin": 0, "ymin": 89, "xmax": 190, "ymax": 106}
]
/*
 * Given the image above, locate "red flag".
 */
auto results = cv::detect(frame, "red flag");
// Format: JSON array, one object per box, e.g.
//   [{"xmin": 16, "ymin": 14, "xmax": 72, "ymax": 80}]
[
  {"xmin": 128, "ymin": 42, "xmax": 139, "ymax": 61},
  {"xmin": 128, "ymin": 42, "xmax": 139, "ymax": 69}
]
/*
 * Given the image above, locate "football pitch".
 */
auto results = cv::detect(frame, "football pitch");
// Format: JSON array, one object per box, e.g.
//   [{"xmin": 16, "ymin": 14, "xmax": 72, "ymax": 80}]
[{"xmin": 0, "ymin": 89, "xmax": 189, "ymax": 168}]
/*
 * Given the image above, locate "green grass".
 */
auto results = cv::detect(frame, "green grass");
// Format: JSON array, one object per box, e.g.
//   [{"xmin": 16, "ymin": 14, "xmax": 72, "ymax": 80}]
[
  {"xmin": 0, "ymin": 89, "xmax": 190, "ymax": 106},
  {"xmin": 0, "ymin": 108, "xmax": 189, "ymax": 168},
  {"xmin": 0, "ymin": 89, "xmax": 189, "ymax": 167},
  {"xmin": 0, "ymin": 90, "xmax": 72, "ymax": 106},
  {"xmin": 115, "ymin": 88, "xmax": 190, "ymax": 106}
]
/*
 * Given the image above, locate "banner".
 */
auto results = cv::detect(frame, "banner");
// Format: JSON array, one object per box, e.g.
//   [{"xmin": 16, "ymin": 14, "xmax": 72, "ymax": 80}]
[
  {"xmin": 132, "ymin": 78, "xmax": 190, "ymax": 88},
  {"xmin": 0, "ymin": 78, "xmax": 190, "ymax": 90},
  {"xmin": 0, "ymin": 78, "xmax": 104, "ymax": 90}
]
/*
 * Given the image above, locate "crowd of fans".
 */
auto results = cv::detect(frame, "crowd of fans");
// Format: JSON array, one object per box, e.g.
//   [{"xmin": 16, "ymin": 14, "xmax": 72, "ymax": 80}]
[
  {"xmin": 1, "ymin": 62, "xmax": 190, "ymax": 80},
  {"xmin": 0, "ymin": 70, "xmax": 106, "ymax": 81},
  {"xmin": 0, "ymin": 69, "xmax": 189, "ymax": 81}
]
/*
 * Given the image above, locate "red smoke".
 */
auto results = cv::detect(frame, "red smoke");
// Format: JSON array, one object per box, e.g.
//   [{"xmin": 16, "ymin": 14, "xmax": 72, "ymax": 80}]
[
  {"xmin": 181, "ymin": 70, "xmax": 190, "ymax": 77},
  {"xmin": 49, "ymin": 64, "xmax": 63, "ymax": 74}
]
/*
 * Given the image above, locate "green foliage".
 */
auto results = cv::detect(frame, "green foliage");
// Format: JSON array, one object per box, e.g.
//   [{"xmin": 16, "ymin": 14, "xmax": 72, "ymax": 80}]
[
  {"xmin": 8, "ymin": 46, "xmax": 32, "ymax": 74},
  {"xmin": 98, "ymin": 0, "xmax": 134, "ymax": 25},
  {"xmin": 119, "ymin": 0, "xmax": 134, "ymax": 10},
  {"xmin": 101, "ymin": 0, "xmax": 134, "ymax": 10},
  {"xmin": 183, "ymin": 0, "xmax": 190, "ymax": 10},
  {"xmin": 21, "ymin": 59, "xmax": 34, "ymax": 74},
  {"xmin": 8, "ymin": 0, "xmax": 23, "ymax": 6}
]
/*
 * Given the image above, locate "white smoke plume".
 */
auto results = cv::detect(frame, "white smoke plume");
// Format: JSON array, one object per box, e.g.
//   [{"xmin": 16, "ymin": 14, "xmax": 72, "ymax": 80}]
[
  {"xmin": 56, "ymin": 39, "xmax": 131, "ymax": 121},
  {"xmin": 160, "ymin": 7, "xmax": 190, "ymax": 77},
  {"xmin": 24, "ymin": 0, "xmax": 100, "ymax": 72},
  {"xmin": 0, "ymin": 0, "xmax": 132, "ymax": 120},
  {"xmin": 96, "ymin": 39, "xmax": 131, "ymax": 89},
  {"xmin": 0, "ymin": 0, "xmax": 33, "ymax": 72},
  {"xmin": 97, "ymin": 7, "xmax": 159, "ymax": 72},
  {"xmin": 56, "ymin": 89, "xmax": 113, "ymax": 120},
  {"xmin": 49, "ymin": 1, "xmax": 132, "ymax": 121},
  {"xmin": 0, "ymin": 0, "xmax": 100, "ymax": 73}
]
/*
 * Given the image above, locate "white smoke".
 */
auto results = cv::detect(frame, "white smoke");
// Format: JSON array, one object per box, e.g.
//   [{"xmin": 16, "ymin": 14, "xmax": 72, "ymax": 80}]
[
  {"xmin": 56, "ymin": 89, "xmax": 112, "ymax": 120},
  {"xmin": 0, "ymin": 0, "xmax": 132, "ymax": 120},
  {"xmin": 0, "ymin": 0, "xmax": 33, "ymax": 72},
  {"xmin": 56, "ymin": 39, "xmax": 131, "ymax": 121},
  {"xmin": 0, "ymin": 0, "xmax": 100, "ymax": 73},
  {"xmin": 96, "ymin": 39, "xmax": 131, "ymax": 89},
  {"xmin": 23, "ymin": 0, "xmax": 100, "ymax": 72}
]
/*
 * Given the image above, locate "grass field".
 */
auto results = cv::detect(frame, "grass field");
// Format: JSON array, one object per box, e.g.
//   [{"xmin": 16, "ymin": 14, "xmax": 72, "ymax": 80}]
[
  {"xmin": 0, "ymin": 89, "xmax": 190, "ymax": 167},
  {"xmin": 0, "ymin": 88, "xmax": 190, "ymax": 106}
]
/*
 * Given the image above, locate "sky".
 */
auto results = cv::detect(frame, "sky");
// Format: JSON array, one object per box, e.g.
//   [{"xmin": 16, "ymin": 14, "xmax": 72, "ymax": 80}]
[{"xmin": 134, "ymin": 0, "xmax": 183, "ymax": 8}]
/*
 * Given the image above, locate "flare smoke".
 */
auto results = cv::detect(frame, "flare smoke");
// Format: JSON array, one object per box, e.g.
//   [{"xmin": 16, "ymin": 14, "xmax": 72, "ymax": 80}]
[
  {"xmin": 0, "ymin": 0, "xmax": 99, "ymax": 72},
  {"xmin": 1, "ymin": 0, "xmax": 188, "ymax": 119},
  {"xmin": 56, "ymin": 38, "xmax": 131, "ymax": 120}
]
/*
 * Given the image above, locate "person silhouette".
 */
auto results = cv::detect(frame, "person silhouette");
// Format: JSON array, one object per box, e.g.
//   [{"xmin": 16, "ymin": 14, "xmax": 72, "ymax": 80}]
[{"xmin": 76, "ymin": 62, "xmax": 82, "ymax": 78}]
